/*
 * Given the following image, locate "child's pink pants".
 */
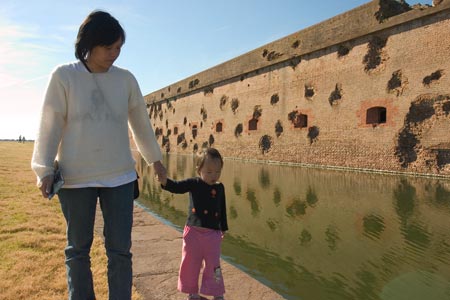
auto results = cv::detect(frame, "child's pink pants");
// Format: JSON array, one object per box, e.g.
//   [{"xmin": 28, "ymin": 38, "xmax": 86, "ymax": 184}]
[{"xmin": 178, "ymin": 225, "xmax": 225, "ymax": 296}]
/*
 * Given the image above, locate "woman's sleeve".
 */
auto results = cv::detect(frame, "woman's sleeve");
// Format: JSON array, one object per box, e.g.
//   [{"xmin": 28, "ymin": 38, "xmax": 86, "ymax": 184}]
[
  {"xmin": 127, "ymin": 73, "xmax": 162, "ymax": 165},
  {"xmin": 31, "ymin": 68, "xmax": 67, "ymax": 183}
]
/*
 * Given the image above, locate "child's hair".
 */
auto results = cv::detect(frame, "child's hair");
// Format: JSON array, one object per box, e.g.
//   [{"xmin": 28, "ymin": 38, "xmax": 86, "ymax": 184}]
[{"xmin": 196, "ymin": 148, "xmax": 223, "ymax": 174}]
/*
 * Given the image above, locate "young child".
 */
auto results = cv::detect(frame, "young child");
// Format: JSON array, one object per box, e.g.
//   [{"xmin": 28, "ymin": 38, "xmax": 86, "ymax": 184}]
[{"xmin": 158, "ymin": 148, "xmax": 228, "ymax": 300}]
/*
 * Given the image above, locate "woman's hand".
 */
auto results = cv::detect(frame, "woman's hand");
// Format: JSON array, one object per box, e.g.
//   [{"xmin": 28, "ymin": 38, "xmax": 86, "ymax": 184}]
[
  {"xmin": 38, "ymin": 175, "xmax": 54, "ymax": 198},
  {"xmin": 153, "ymin": 161, "xmax": 167, "ymax": 186}
]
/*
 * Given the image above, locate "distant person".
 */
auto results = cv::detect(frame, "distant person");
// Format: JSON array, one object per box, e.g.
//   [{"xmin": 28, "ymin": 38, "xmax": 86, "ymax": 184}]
[
  {"xmin": 158, "ymin": 148, "xmax": 228, "ymax": 300},
  {"xmin": 31, "ymin": 10, "xmax": 166, "ymax": 300}
]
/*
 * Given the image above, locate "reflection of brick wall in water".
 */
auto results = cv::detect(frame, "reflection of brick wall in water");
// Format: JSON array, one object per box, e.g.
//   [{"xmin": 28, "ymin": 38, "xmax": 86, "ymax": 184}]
[{"xmin": 144, "ymin": 0, "xmax": 450, "ymax": 176}]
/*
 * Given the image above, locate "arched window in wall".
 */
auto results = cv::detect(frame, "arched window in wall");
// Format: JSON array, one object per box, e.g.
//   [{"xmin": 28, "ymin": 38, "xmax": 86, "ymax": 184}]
[
  {"xmin": 248, "ymin": 118, "xmax": 258, "ymax": 131},
  {"xmin": 366, "ymin": 107, "xmax": 387, "ymax": 125},
  {"xmin": 216, "ymin": 122, "xmax": 223, "ymax": 133},
  {"xmin": 173, "ymin": 126, "xmax": 178, "ymax": 135},
  {"xmin": 192, "ymin": 125, "xmax": 198, "ymax": 139},
  {"xmin": 294, "ymin": 114, "xmax": 308, "ymax": 128}
]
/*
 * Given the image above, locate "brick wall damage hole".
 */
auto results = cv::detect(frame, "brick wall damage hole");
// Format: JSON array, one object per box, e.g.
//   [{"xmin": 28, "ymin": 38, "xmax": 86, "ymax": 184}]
[
  {"xmin": 329, "ymin": 84, "xmax": 343, "ymax": 106},
  {"xmin": 166, "ymin": 100, "xmax": 173, "ymax": 110},
  {"xmin": 220, "ymin": 95, "xmax": 228, "ymax": 110},
  {"xmin": 436, "ymin": 149, "xmax": 450, "ymax": 169},
  {"xmin": 307, "ymin": 126, "xmax": 319, "ymax": 144},
  {"xmin": 337, "ymin": 45, "xmax": 350, "ymax": 58},
  {"xmin": 231, "ymin": 98, "xmax": 239, "ymax": 114},
  {"xmin": 209, "ymin": 134, "xmax": 215, "ymax": 146},
  {"xmin": 253, "ymin": 105, "xmax": 262, "ymax": 119},
  {"xmin": 275, "ymin": 120, "xmax": 283, "ymax": 137},
  {"xmin": 259, "ymin": 135, "xmax": 273, "ymax": 154},
  {"xmin": 375, "ymin": 0, "xmax": 411, "ymax": 23},
  {"xmin": 262, "ymin": 49, "xmax": 283, "ymax": 61},
  {"xmin": 270, "ymin": 94, "xmax": 279, "ymax": 105},
  {"xmin": 148, "ymin": 104, "xmax": 155, "ymax": 119},
  {"xmin": 155, "ymin": 127, "xmax": 162, "ymax": 138},
  {"xmin": 290, "ymin": 57, "xmax": 301, "ymax": 70},
  {"xmin": 162, "ymin": 136, "xmax": 170, "ymax": 152},
  {"xmin": 177, "ymin": 133, "xmax": 185, "ymax": 145},
  {"xmin": 443, "ymin": 101, "xmax": 450, "ymax": 114},
  {"xmin": 387, "ymin": 70, "xmax": 407, "ymax": 96},
  {"xmin": 363, "ymin": 36, "xmax": 388, "ymax": 72},
  {"xmin": 423, "ymin": 70, "xmax": 444, "ymax": 86},
  {"xmin": 234, "ymin": 123, "xmax": 243, "ymax": 137},
  {"xmin": 204, "ymin": 87, "xmax": 214, "ymax": 95},
  {"xmin": 395, "ymin": 94, "xmax": 450, "ymax": 170},
  {"xmin": 189, "ymin": 78, "xmax": 200, "ymax": 89},
  {"xmin": 200, "ymin": 105, "xmax": 207, "ymax": 121}
]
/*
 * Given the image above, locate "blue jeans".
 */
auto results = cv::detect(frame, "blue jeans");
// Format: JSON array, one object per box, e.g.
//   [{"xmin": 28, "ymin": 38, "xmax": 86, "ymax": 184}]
[{"xmin": 58, "ymin": 181, "xmax": 134, "ymax": 300}]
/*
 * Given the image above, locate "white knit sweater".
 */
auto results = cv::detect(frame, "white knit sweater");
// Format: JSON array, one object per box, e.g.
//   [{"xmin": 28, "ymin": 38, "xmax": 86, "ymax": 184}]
[{"xmin": 31, "ymin": 61, "xmax": 162, "ymax": 185}]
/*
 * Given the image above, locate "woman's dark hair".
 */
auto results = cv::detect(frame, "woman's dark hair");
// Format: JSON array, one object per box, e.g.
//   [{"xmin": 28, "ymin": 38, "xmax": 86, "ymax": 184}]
[
  {"xmin": 75, "ymin": 10, "xmax": 126, "ymax": 62},
  {"xmin": 196, "ymin": 148, "xmax": 224, "ymax": 174}
]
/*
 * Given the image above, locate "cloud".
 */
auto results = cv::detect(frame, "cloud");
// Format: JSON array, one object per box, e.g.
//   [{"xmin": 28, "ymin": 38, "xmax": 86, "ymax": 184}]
[
  {"xmin": 0, "ymin": 11, "xmax": 57, "ymax": 139},
  {"xmin": 0, "ymin": 20, "xmax": 46, "ymax": 86}
]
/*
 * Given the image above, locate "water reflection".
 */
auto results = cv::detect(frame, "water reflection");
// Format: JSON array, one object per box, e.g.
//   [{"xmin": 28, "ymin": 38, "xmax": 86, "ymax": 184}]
[{"xmin": 136, "ymin": 153, "xmax": 450, "ymax": 300}]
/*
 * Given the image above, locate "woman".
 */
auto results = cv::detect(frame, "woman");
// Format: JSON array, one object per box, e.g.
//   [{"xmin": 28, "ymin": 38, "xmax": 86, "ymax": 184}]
[{"xmin": 31, "ymin": 10, "xmax": 165, "ymax": 300}]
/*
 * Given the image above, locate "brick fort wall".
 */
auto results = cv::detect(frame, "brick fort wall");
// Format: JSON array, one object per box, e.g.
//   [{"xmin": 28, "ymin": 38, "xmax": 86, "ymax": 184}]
[{"xmin": 144, "ymin": 0, "xmax": 450, "ymax": 177}]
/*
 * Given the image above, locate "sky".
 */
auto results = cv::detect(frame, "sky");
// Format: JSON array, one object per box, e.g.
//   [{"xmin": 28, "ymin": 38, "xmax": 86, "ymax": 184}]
[{"xmin": 0, "ymin": 0, "xmax": 432, "ymax": 140}]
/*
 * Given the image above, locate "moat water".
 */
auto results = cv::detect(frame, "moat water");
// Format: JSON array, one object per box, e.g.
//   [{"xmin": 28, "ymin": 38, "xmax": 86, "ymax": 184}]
[{"xmin": 136, "ymin": 153, "xmax": 450, "ymax": 300}]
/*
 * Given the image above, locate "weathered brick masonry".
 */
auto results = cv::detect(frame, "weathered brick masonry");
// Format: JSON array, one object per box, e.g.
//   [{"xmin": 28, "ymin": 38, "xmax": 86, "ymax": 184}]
[{"xmin": 144, "ymin": 0, "xmax": 450, "ymax": 177}]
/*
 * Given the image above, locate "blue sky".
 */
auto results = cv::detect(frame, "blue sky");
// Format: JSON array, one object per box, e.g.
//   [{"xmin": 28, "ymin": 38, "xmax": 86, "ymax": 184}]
[{"xmin": 0, "ymin": 0, "xmax": 431, "ymax": 140}]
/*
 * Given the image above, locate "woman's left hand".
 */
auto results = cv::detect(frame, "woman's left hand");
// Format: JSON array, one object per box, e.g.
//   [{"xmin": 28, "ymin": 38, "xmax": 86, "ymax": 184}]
[
  {"xmin": 38, "ymin": 175, "xmax": 54, "ymax": 199},
  {"xmin": 153, "ymin": 161, "xmax": 167, "ymax": 181}
]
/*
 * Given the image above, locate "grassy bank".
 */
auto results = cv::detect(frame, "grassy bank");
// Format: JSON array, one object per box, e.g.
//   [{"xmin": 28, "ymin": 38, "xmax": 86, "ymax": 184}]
[{"xmin": 0, "ymin": 141, "xmax": 142, "ymax": 300}]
